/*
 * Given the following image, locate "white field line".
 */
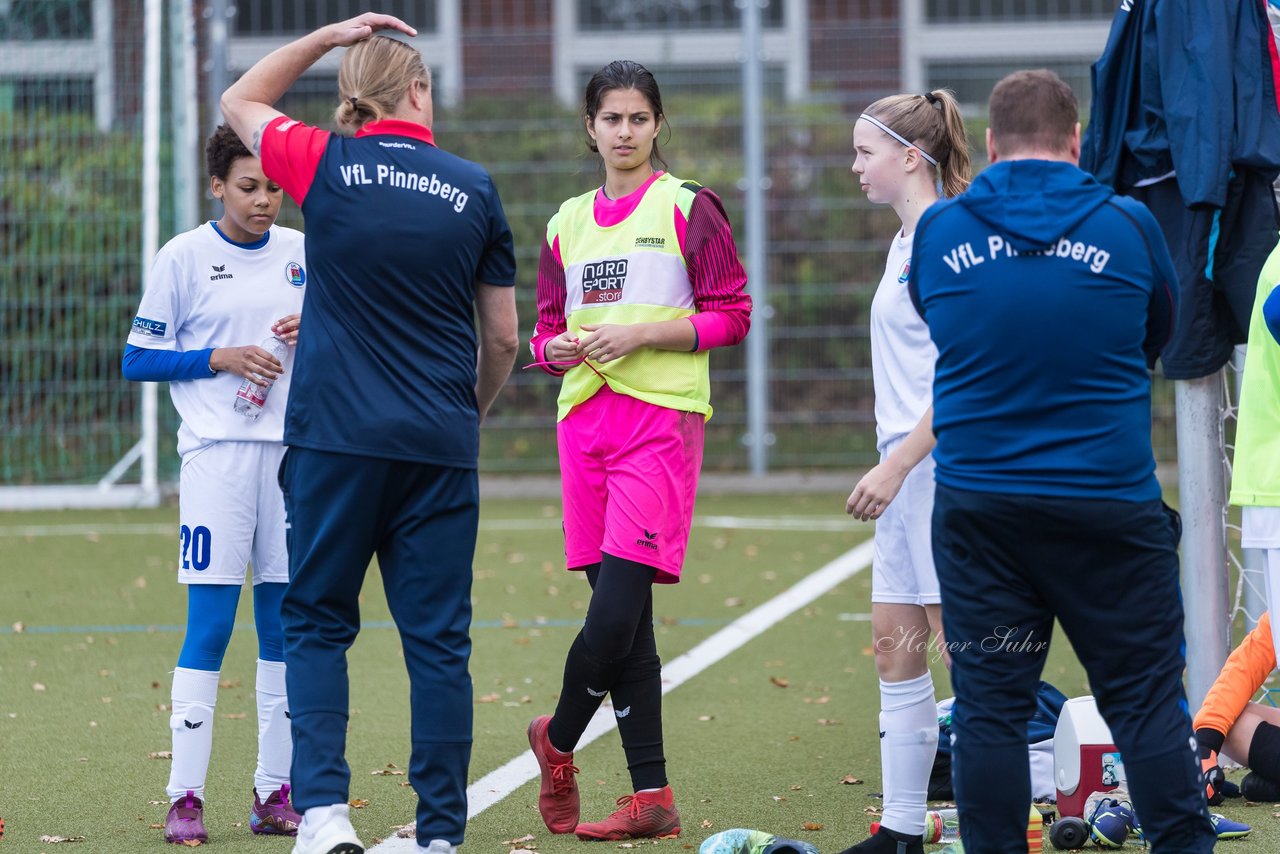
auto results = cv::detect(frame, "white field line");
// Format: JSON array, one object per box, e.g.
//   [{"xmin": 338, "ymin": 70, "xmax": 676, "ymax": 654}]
[
  {"xmin": 0, "ymin": 515, "xmax": 858, "ymax": 538},
  {"xmin": 368, "ymin": 538, "xmax": 875, "ymax": 852}
]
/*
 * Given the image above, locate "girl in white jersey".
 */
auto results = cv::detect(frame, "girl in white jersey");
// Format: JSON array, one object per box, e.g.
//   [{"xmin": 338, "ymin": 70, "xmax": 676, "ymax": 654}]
[
  {"xmin": 839, "ymin": 91, "xmax": 970, "ymax": 854},
  {"xmin": 122, "ymin": 125, "xmax": 306, "ymax": 845}
]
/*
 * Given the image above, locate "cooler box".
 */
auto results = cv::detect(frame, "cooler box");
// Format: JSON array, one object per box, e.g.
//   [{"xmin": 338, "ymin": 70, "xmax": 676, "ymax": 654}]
[{"xmin": 1054, "ymin": 696, "xmax": 1124, "ymax": 818}]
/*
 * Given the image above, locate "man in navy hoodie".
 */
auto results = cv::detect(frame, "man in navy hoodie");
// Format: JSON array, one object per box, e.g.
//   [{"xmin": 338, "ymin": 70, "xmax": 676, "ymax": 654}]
[{"xmin": 910, "ymin": 70, "xmax": 1216, "ymax": 853}]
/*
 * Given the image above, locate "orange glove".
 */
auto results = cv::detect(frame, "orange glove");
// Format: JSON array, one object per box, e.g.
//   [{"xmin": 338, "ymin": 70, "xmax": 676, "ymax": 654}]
[{"xmin": 1201, "ymin": 750, "xmax": 1225, "ymax": 806}]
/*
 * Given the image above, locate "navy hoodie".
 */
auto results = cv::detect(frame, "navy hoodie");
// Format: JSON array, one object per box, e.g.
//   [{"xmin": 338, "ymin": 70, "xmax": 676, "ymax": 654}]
[{"xmin": 909, "ymin": 160, "xmax": 1178, "ymax": 501}]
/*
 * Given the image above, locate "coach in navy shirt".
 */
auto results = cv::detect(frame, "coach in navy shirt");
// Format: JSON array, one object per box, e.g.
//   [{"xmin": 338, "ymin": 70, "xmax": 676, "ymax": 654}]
[
  {"xmin": 223, "ymin": 13, "xmax": 518, "ymax": 854},
  {"xmin": 910, "ymin": 70, "xmax": 1215, "ymax": 853}
]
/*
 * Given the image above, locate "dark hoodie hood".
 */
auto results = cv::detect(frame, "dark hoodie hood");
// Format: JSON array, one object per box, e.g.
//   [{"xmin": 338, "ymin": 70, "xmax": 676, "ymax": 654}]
[{"xmin": 957, "ymin": 160, "xmax": 1113, "ymax": 251}]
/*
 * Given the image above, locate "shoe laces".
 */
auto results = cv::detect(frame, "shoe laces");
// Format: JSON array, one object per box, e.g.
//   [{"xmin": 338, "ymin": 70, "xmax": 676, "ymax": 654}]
[
  {"xmin": 610, "ymin": 794, "xmax": 643, "ymax": 821},
  {"xmin": 549, "ymin": 759, "xmax": 580, "ymax": 795}
]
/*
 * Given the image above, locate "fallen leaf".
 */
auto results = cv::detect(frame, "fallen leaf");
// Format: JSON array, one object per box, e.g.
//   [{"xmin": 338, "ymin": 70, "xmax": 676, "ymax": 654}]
[
  {"xmin": 400, "ymin": 780, "xmax": 413, "ymax": 787},
  {"xmin": 222, "ymin": 713, "xmax": 246, "ymax": 720},
  {"xmin": 770, "ymin": 676, "xmax": 790, "ymax": 688},
  {"xmin": 724, "ymin": 597, "xmax": 744, "ymax": 607},
  {"xmin": 99, "ymin": 669, "xmax": 111, "ymax": 677},
  {"xmin": 148, "ymin": 751, "xmax": 173, "ymax": 760},
  {"xmin": 502, "ymin": 835, "xmax": 536, "ymax": 845},
  {"xmin": 840, "ymin": 775, "xmax": 862, "ymax": 785},
  {"xmin": 371, "ymin": 766, "xmax": 405, "ymax": 776},
  {"xmin": 476, "ymin": 693, "xmax": 500, "ymax": 703},
  {"xmin": 804, "ymin": 696, "xmax": 830, "ymax": 705},
  {"xmin": 349, "ymin": 799, "xmax": 370, "ymax": 809},
  {"xmin": 790, "ymin": 785, "xmax": 803, "ymax": 791},
  {"xmin": 788, "ymin": 735, "xmax": 800, "ymax": 742},
  {"xmin": 396, "ymin": 824, "xmax": 417, "ymax": 839},
  {"xmin": 148, "ymin": 800, "xmax": 165, "ymax": 805},
  {"xmin": 802, "ymin": 822, "xmax": 824, "ymax": 831},
  {"xmin": 101, "ymin": 697, "xmax": 112, "ymax": 704},
  {"xmin": 149, "ymin": 823, "xmax": 164, "ymax": 829},
  {"xmin": 11, "ymin": 621, "xmax": 24, "ymax": 633},
  {"xmin": 39, "ymin": 835, "xmax": 87, "ymax": 843},
  {"xmin": 218, "ymin": 679, "xmax": 241, "ymax": 689},
  {"xmin": 863, "ymin": 807, "xmax": 882, "ymax": 815},
  {"xmin": 701, "ymin": 820, "xmax": 713, "ymax": 829},
  {"xmin": 179, "ymin": 840, "xmax": 202, "ymax": 847},
  {"xmin": 33, "ymin": 682, "xmax": 46, "ymax": 692},
  {"xmin": 134, "ymin": 576, "xmax": 147, "ymax": 588},
  {"xmin": 772, "ymin": 796, "xmax": 788, "ymax": 802},
  {"xmin": 817, "ymin": 719, "xmax": 842, "ymax": 726},
  {"xmin": 697, "ymin": 715, "xmax": 714, "ymax": 721}
]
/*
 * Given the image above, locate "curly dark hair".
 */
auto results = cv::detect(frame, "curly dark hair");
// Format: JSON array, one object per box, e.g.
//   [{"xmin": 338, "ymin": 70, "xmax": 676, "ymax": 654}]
[{"xmin": 205, "ymin": 123, "xmax": 254, "ymax": 180}]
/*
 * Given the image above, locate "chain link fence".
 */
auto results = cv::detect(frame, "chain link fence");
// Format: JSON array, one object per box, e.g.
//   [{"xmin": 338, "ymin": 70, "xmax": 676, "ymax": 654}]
[{"xmin": 5, "ymin": 0, "xmax": 1179, "ymax": 490}]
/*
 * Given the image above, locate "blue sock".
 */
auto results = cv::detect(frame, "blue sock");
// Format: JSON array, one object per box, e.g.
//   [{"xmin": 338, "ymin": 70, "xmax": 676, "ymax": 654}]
[{"xmin": 176, "ymin": 584, "xmax": 241, "ymax": 670}]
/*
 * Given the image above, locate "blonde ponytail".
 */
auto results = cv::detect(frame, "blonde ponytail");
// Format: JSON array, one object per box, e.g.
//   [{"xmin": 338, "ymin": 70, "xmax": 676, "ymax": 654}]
[
  {"xmin": 862, "ymin": 88, "xmax": 973, "ymax": 198},
  {"xmin": 334, "ymin": 36, "xmax": 432, "ymax": 133}
]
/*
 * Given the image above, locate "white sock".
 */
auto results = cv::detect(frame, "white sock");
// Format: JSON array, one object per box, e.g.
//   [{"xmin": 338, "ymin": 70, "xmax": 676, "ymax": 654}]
[
  {"xmin": 419, "ymin": 840, "xmax": 457, "ymax": 854},
  {"xmin": 254, "ymin": 659, "xmax": 292, "ymax": 795},
  {"xmin": 877, "ymin": 672, "xmax": 938, "ymax": 835},
  {"xmin": 166, "ymin": 667, "xmax": 220, "ymax": 802}
]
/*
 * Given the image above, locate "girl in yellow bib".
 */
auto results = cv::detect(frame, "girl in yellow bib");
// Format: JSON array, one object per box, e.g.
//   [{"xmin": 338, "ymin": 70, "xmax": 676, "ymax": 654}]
[{"xmin": 526, "ymin": 60, "xmax": 752, "ymax": 841}]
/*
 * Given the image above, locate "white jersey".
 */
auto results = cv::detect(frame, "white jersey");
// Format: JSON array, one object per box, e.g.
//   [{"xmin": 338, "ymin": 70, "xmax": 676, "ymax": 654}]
[
  {"xmin": 127, "ymin": 222, "xmax": 307, "ymax": 456},
  {"xmin": 869, "ymin": 229, "xmax": 935, "ymax": 453}
]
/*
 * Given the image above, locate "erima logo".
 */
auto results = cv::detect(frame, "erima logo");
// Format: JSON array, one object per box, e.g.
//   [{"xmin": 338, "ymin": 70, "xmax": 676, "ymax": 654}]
[
  {"xmin": 581, "ymin": 259, "xmax": 627, "ymax": 304},
  {"xmin": 637, "ymin": 528, "xmax": 659, "ymax": 551},
  {"xmin": 635, "ymin": 236, "xmax": 665, "ymax": 249},
  {"xmin": 586, "ymin": 687, "xmax": 607, "ymax": 697},
  {"xmin": 277, "ymin": 120, "xmax": 300, "ymax": 132},
  {"xmin": 285, "ymin": 711, "xmax": 291, "ymax": 720},
  {"xmin": 615, "ymin": 706, "xmax": 631, "ymax": 718},
  {"xmin": 184, "ymin": 720, "xmax": 203, "ymax": 730},
  {"xmin": 1121, "ymin": 0, "xmax": 1133, "ymax": 10},
  {"xmin": 878, "ymin": 730, "xmax": 885, "ymax": 738},
  {"xmin": 210, "ymin": 264, "xmax": 233, "ymax": 281}
]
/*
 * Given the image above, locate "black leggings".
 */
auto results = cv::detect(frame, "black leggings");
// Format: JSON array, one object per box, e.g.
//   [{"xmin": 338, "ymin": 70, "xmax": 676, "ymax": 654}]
[{"xmin": 548, "ymin": 552, "xmax": 667, "ymax": 791}]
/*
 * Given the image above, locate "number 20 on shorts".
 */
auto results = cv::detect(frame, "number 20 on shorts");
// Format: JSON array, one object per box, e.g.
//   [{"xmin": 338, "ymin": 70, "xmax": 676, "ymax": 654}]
[{"xmin": 180, "ymin": 524, "xmax": 212, "ymax": 571}]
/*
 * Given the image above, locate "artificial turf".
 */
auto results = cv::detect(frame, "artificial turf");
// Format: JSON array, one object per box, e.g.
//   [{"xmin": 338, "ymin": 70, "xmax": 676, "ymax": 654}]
[{"xmin": 0, "ymin": 493, "xmax": 1273, "ymax": 852}]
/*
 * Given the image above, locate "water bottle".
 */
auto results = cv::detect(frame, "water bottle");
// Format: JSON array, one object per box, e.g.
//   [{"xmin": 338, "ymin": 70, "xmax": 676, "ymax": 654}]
[
  {"xmin": 870, "ymin": 809, "xmax": 958, "ymax": 844},
  {"xmin": 928, "ymin": 808, "xmax": 960, "ymax": 844},
  {"xmin": 233, "ymin": 335, "xmax": 288, "ymax": 421}
]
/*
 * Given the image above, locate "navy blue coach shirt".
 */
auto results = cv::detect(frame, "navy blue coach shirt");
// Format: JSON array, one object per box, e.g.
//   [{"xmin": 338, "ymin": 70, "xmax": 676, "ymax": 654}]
[
  {"xmin": 263, "ymin": 116, "xmax": 516, "ymax": 468},
  {"xmin": 909, "ymin": 159, "xmax": 1178, "ymax": 502}
]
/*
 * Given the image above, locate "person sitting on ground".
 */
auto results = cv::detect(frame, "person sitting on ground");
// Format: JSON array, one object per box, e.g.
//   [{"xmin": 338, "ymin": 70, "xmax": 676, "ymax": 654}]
[{"xmin": 1195, "ymin": 610, "xmax": 1280, "ymax": 803}]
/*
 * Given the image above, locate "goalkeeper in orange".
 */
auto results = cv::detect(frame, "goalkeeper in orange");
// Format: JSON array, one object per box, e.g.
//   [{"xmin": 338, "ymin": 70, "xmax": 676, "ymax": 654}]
[{"xmin": 1194, "ymin": 611, "xmax": 1280, "ymax": 803}]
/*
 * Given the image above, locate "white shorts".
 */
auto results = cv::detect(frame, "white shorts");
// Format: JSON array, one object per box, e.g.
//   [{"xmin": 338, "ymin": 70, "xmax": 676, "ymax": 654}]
[
  {"xmin": 1243, "ymin": 506, "xmax": 1280, "ymax": 549},
  {"xmin": 177, "ymin": 441, "xmax": 288, "ymax": 585},
  {"xmin": 870, "ymin": 450, "xmax": 940, "ymax": 606}
]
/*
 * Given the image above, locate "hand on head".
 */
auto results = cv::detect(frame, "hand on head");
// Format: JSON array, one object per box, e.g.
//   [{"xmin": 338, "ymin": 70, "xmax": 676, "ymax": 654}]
[{"xmin": 325, "ymin": 12, "xmax": 417, "ymax": 48}]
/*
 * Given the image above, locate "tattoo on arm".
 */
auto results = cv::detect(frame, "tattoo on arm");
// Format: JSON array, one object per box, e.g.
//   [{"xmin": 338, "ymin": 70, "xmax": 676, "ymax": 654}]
[{"xmin": 250, "ymin": 119, "xmax": 269, "ymax": 158}]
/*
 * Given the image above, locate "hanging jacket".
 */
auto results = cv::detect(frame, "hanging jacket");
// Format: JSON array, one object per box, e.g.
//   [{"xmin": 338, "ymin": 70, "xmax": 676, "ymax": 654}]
[{"xmin": 1081, "ymin": 0, "xmax": 1280, "ymax": 208}]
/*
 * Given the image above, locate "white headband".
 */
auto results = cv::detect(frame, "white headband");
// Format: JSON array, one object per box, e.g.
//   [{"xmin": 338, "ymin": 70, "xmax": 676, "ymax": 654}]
[{"xmin": 858, "ymin": 113, "xmax": 938, "ymax": 167}]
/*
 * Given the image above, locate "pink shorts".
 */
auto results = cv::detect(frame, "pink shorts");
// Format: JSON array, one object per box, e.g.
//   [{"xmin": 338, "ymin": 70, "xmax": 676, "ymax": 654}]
[{"xmin": 557, "ymin": 385, "xmax": 705, "ymax": 583}]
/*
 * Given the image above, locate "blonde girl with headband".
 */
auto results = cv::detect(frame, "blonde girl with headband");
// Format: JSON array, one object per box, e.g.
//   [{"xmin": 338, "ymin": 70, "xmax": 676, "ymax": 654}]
[{"xmin": 840, "ymin": 89, "xmax": 971, "ymax": 854}]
